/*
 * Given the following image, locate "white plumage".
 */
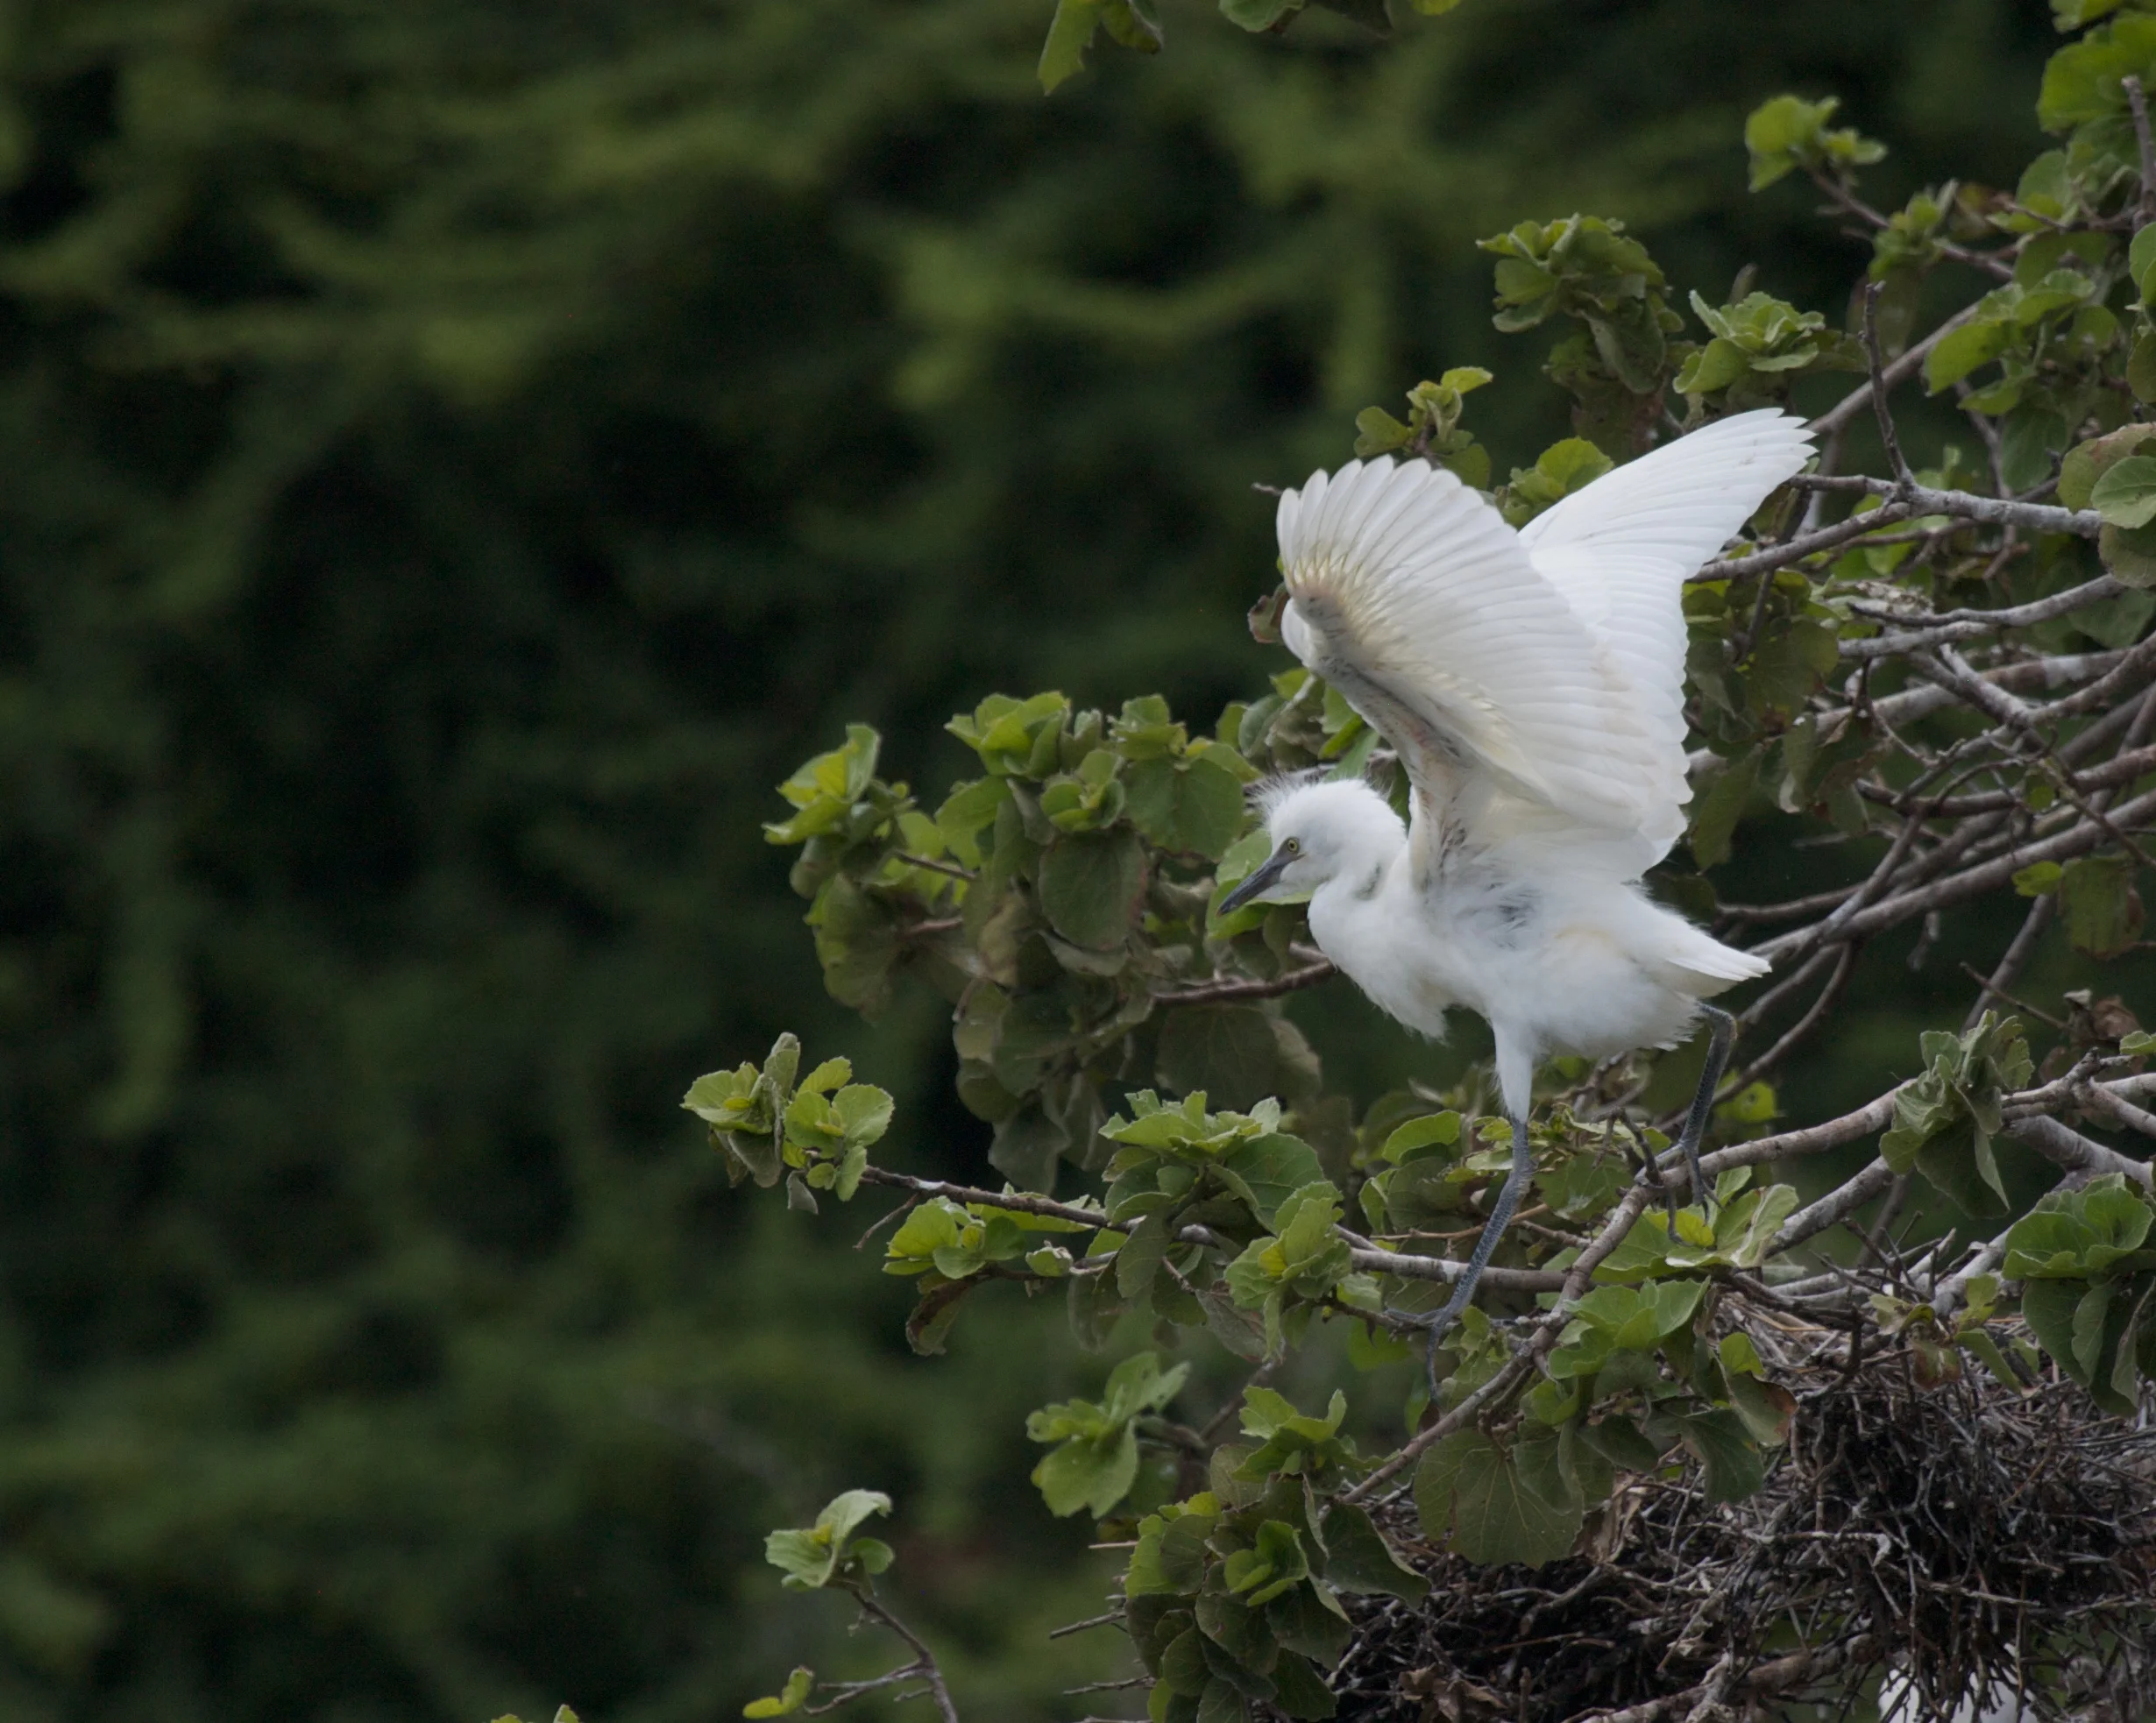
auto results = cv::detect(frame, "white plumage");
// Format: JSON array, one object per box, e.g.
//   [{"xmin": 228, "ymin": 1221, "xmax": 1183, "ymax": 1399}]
[{"xmin": 1222, "ymin": 409, "xmax": 1813, "ymax": 1353}]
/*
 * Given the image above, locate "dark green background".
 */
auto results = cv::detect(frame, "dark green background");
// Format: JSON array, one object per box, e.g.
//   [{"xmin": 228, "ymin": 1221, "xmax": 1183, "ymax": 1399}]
[{"xmin": 0, "ymin": 3, "xmax": 2060, "ymax": 1719}]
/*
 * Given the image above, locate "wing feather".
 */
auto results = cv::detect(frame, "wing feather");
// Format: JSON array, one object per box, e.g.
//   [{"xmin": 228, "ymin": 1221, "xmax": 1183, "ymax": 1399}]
[
  {"xmin": 1275, "ymin": 457, "xmax": 1678, "ymax": 873},
  {"xmin": 1519, "ymin": 410, "xmax": 1815, "ymax": 776}
]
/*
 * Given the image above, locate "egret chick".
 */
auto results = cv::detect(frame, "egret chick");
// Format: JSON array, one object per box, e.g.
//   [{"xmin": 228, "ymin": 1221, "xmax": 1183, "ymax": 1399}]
[{"xmin": 1220, "ymin": 409, "xmax": 1812, "ymax": 1365}]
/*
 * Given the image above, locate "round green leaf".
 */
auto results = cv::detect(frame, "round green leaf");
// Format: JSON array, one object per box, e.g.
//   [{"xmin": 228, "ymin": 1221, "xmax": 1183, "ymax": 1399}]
[
  {"xmin": 1036, "ymin": 830, "xmax": 1145, "ymax": 949},
  {"xmin": 2089, "ymin": 454, "xmax": 2156, "ymax": 528}
]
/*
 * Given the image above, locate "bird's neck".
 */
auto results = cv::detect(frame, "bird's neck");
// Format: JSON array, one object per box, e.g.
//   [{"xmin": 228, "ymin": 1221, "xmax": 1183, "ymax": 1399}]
[
  {"xmin": 1310, "ymin": 825, "xmax": 1405, "ymax": 918},
  {"xmin": 1307, "ymin": 836, "xmax": 1453, "ymax": 1037}
]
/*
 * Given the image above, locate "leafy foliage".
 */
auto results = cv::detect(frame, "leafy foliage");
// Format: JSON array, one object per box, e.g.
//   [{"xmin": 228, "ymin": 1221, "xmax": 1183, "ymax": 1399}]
[
  {"xmin": 1026, "ymin": 1351, "xmax": 1190, "ymax": 1517},
  {"xmin": 763, "ymin": 1491, "xmax": 897, "ymax": 1592},
  {"xmin": 0, "ymin": 1, "xmax": 2109, "ymax": 1719},
  {"xmin": 718, "ymin": 11, "xmax": 2156, "ymax": 1718}
]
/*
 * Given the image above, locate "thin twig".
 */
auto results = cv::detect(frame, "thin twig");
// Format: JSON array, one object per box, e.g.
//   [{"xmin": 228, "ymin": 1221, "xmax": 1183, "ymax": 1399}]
[
  {"xmin": 2128, "ymin": 75, "xmax": 2156, "ymax": 229},
  {"xmin": 1810, "ymin": 304, "xmax": 1982, "ymax": 436},
  {"xmin": 1153, "ymin": 957, "xmax": 1335, "ymax": 1005},
  {"xmin": 853, "ymin": 1592, "xmax": 962, "ymax": 1723},
  {"xmin": 1862, "ymin": 281, "xmax": 1915, "ymax": 492}
]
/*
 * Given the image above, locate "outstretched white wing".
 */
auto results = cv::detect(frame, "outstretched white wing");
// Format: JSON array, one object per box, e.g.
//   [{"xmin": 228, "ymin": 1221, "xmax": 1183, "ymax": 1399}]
[
  {"xmin": 1518, "ymin": 408, "xmax": 1815, "ymax": 812},
  {"xmin": 1275, "ymin": 457, "xmax": 1681, "ymax": 874}
]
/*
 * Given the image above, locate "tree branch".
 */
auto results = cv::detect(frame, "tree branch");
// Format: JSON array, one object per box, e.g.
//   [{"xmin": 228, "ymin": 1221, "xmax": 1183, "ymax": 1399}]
[
  {"xmin": 1861, "ymin": 280, "xmax": 1914, "ymax": 491},
  {"xmin": 1781, "ymin": 473, "xmax": 2100, "ymax": 538},
  {"xmin": 1773, "ymin": 1155, "xmax": 1898, "ymax": 1254},
  {"xmin": 2010, "ymin": 1113, "xmax": 2154, "ymax": 1190},
  {"xmin": 1347, "ymin": 1244, "xmax": 1565, "ymax": 1291},
  {"xmin": 1154, "ymin": 956, "xmax": 1334, "ymax": 1005},
  {"xmin": 2130, "ymin": 74, "xmax": 2156, "ymax": 229},
  {"xmin": 1751, "ymin": 783, "xmax": 2156, "ymax": 960},
  {"xmin": 1809, "ymin": 305, "xmax": 1982, "ymax": 436},
  {"xmin": 848, "ymin": 1593, "xmax": 961, "ymax": 1723},
  {"xmin": 855, "ymin": 1166, "xmax": 1117, "ymax": 1230}
]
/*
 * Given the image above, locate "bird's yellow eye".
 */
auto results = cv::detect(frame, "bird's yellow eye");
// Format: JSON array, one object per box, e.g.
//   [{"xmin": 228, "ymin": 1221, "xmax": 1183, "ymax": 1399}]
[{"xmin": 1283, "ymin": 838, "xmax": 1300, "ymax": 854}]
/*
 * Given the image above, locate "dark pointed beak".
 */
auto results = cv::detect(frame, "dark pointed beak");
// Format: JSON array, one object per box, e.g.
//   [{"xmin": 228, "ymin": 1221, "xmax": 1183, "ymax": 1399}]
[{"xmin": 1218, "ymin": 846, "xmax": 1293, "ymax": 918}]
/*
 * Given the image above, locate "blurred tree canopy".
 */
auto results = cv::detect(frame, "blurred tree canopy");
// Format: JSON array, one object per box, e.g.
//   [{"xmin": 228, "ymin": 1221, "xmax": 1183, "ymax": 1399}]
[{"xmin": 0, "ymin": 3, "xmax": 2056, "ymax": 1720}]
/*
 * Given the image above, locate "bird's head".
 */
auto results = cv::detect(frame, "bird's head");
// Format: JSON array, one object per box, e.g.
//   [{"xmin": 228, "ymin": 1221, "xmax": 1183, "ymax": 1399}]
[{"xmin": 1217, "ymin": 776, "xmax": 1404, "ymax": 914}]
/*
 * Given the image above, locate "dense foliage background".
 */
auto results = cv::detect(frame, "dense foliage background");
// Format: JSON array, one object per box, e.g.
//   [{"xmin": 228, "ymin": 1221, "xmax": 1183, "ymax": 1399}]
[{"xmin": 0, "ymin": 4, "xmax": 2068, "ymax": 1720}]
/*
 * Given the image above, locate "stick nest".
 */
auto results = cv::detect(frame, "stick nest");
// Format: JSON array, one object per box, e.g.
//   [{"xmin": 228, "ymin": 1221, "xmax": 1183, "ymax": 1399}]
[{"xmin": 1326, "ymin": 1345, "xmax": 2156, "ymax": 1723}]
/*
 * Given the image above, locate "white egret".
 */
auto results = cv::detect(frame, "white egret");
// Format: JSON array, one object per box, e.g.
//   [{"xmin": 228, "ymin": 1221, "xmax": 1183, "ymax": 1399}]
[{"xmin": 1220, "ymin": 409, "xmax": 1812, "ymax": 1364}]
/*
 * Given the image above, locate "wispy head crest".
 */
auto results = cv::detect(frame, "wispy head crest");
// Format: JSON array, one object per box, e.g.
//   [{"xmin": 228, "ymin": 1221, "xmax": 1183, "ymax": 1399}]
[{"xmin": 1251, "ymin": 767, "xmax": 1326, "ymax": 822}]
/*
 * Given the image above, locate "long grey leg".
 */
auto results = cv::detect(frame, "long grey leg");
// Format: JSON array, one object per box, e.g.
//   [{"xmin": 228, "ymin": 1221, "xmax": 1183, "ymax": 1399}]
[
  {"xmin": 1670, "ymin": 1003, "xmax": 1735, "ymax": 1209},
  {"xmin": 1422, "ymin": 1110, "xmax": 1534, "ymax": 1395}
]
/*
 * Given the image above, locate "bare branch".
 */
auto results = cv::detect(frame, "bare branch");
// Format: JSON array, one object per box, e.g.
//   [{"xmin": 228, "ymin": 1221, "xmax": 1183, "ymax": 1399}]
[
  {"xmin": 852, "ymin": 1593, "xmax": 961, "ymax": 1723},
  {"xmin": 2010, "ymin": 1113, "xmax": 2154, "ymax": 1190},
  {"xmin": 1692, "ymin": 499, "xmax": 1921, "ymax": 582},
  {"xmin": 2077, "ymin": 1080, "xmax": 2156, "ymax": 1143},
  {"xmin": 1804, "ymin": 167, "xmax": 2011, "ymax": 282},
  {"xmin": 1154, "ymin": 956, "xmax": 1334, "ymax": 1005},
  {"xmin": 1862, "ymin": 281, "xmax": 1914, "ymax": 491},
  {"xmin": 1751, "ymin": 784, "xmax": 2156, "ymax": 961},
  {"xmin": 1727, "ymin": 942, "xmax": 1855, "ymax": 1088},
  {"xmin": 855, "ymin": 1166, "xmax": 1117, "ymax": 1230},
  {"xmin": 1774, "ymin": 1155, "xmax": 1898, "ymax": 1254},
  {"xmin": 1347, "ymin": 1244, "xmax": 1565, "ymax": 1292},
  {"xmin": 1810, "ymin": 304, "xmax": 1983, "ymax": 436},
  {"xmin": 1931, "ymin": 1225, "xmax": 2016, "ymax": 1322},
  {"xmin": 1705, "ymin": 1089, "xmax": 1903, "ymax": 1185},
  {"xmin": 1783, "ymin": 472, "xmax": 2100, "ymax": 538},
  {"xmin": 2129, "ymin": 74, "xmax": 2156, "ymax": 229}
]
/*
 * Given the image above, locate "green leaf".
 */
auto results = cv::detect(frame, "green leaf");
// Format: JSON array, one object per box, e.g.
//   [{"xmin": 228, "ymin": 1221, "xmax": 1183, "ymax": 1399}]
[
  {"xmin": 2039, "ymin": 14, "xmax": 2156, "ymax": 133},
  {"xmin": 935, "ymin": 776, "xmax": 1009, "ymax": 867},
  {"xmin": 1689, "ymin": 747, "xmax": 1761, "ymax": 869},
  {"xmin": 1027, "ymin": 1353, "xmax": 1187, "ymax": 1517},
  {"xmin": 1116, "ymin": 1212, "xmax": 1171, "ymax": 1301},
  {"xmin": 1579, "ymin": 1414, "xmax": 1667, "ymax": 1475},
  {"xmin": 2090, "ymin": 455, "xmax": 2156, "ymax": 528},
  {"xmin": 744, "ymin": 1668, "xmax": 815, "ymax": 1717},
  {"xmin": 766, "ymin": 725, "xmax": 884, "ymax": 845},
  {"xmin": 1100, "ymin": 0, "xmax": 1166, "ymax": 52},
  {"xmin": 2014, "ymin": 861, "xmax": 2064, "ymax": 897},
  {"xmin": 2131, "ymin": 332, "xmax": 2156, "ymax": 402},
  {"xmin": 763, "ymin": 1490, "xmax": 893, "ymax": 1590},
  {"xmin": 805, "ymin": 874, "xmax": 901, "ymax": 1016},
  {"xmin": 1223, "ymin": 1518, "xmax": 1309, "ymax": 1606},
  {"xmin": 2056, "ymin": 0, "xmax": 2131, "ymax": 28},
  {"xmin": 1216, "ymin": 1132, "xmax": 1327, "ymax": 1225},
  {"xmin": 1925, "ymin": 321, "xmax": 2008, "ymax": 392},
  {"xmin": 1158, "ymin": 1006, "xmax": 1291, "ymax": 1113},
  {"xmin": 1125, "ymin": 754, "xmax": 1249, "ymax": 860},
  {"xmin": 1742, "ymin": 93, "xmax": 1884, "ymax": 192},
  {"xmin": 2003, "ymin": 1173, "xmax": 2156, "ymax": 1277},
  {"xmin": 1414, "ymin": 1429, "xmax": 1581, "ymax": 1566},
  {"xmin": 2059, "ymin": 854, "xmax": 2145, "ymax": 956},
  {"xmin": 1038, "ymin": 829, "xmax": 1146, "ymax": 949},
  {"xmin": 1220, "ymin": 0, "xmax": 1301, "ymax": 25},
  {"xmin": 1032, "ymin": 1425, "xmax": 1138, "ymax": 1517},
  {"xmin": 1722, "ymin": 1365, "xmax": 1796, "ymax": 1447},
  {"xmin": 2059, "ymin": 424, "xmax": 2156, "ymax": 510},
  {"xmin": 1549, "ymin": 1280, "xmax": 1708, "ymax": 1374},
  {"xmin": 2100, "ymin": 519, "xmax": 2156, "ymax": 587},
  {"xmin": 1673, "ymin": 1408, "xmax": 1765, "ymax": 1502},
  {"xmin": 1269, "ymin": 1652, "xmax": 1340, "ymax": 1720},
  {"xmin": 884, "ymin": 1199, "xmax": 966, "ymax": 1276},
  {"xmin": 1380, "ymin": 1111, "xmax": 1461, "ymax": 1162},
  {"xmin": 1039, "ymin": 0, "xmax": 1105, "ymax": 92},
  {"xmin": 1235, "ymin": 1384, "xmax": 1358, "ymax": 1479},
  {"xmin": 1353, "ymin": 406, "xmax": 1413, "ymax": 455},
  {"xmin": 1316, "ymin": 1503, "xmax": 1429, "ymax": 1599}
]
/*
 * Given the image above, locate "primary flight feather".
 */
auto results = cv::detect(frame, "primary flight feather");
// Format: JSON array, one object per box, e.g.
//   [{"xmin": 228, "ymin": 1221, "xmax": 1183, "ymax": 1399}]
[{"xmin": 1222, "ymin": 408, "xmax": 1813, "ymax": 1366}]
